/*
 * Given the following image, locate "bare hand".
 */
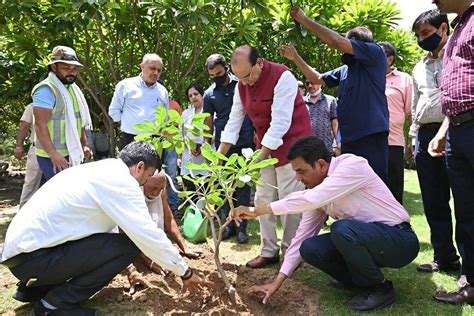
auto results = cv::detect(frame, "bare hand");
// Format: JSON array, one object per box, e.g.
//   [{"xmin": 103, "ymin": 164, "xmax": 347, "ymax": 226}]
[
  {"xmin": 191, "ymin": 144, "xmax": 202, "ymax": 157},
  {"xmin": 182, "ymin": 273, "xmax": 214, "ymax": 292},
  {"xmin": 14, "ymin": 146, "xmax": 24, "ymax": 160},
  {"xmin": 50, "ymin": 152, "xmax": 69, "ymax": 174},
  {"xmin": 290, "ymin": 6, "xmax": 307, "ymax": 23},
  {"xmin": 428, "ymin": 134, "xmax": 446, "ymax": 157},
  {"xmin": 83, "ymin": 145, "xmax": 93, "ymax": 161},
  {"xmin": 128, "ymin": 271, "xmax": 153, "ymax": 295},
  {"xmin": 149, "ymin": 262, "xmax": 170, "ymax": 276},
  {"xmin": 248, "ymin": 282, "xmax": 280, "ymax": 304},
  {"xmin": 278, "ymin": 44, "xmax": 298, "ymax": 61},
  {"xmin": 181, "ymin": 249, "xmax": 202, "ymax": 259},
  {"xmin": 232, "ymin": 206, "xmax": 258, "ymax": 226}
]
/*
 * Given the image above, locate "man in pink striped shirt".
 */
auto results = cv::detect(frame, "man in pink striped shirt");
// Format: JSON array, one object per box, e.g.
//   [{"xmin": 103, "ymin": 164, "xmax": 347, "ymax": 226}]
[{"xmin": 232, "ymin": 136, "xmax": 419, "ymax": 311}]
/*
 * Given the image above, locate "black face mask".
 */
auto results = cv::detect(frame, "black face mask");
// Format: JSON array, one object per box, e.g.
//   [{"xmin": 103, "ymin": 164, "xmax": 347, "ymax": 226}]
[
  {"xmin": 418, "ymin": 31, "xmax": 442, "ymax": 52},
  {"xmin": 341, "ymin": 53, "xmax": 356, "ymax": 66},
  {"xmin": 212, "ymin": 73, "xmax": 228, "ymax": 86}
]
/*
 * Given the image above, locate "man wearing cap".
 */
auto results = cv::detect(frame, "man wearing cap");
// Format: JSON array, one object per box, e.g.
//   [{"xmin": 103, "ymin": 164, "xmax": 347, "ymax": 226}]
[
  {"xmin": 218, "ymin": 46, "xmax": 313, "ymax": 268},
  {"xmin": 33, "ymin": 46, "xmax": 92, "ymax": 181}
]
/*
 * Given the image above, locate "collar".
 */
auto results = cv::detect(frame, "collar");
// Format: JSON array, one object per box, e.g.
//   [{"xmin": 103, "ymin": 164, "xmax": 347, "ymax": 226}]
[
  {"xmin": 386, "ymin": 68, "xmax": 399, "ymax": 77},
  {"xmin": 423, "ymin": 47, "xmax": 446, "ymax": 62},
  {"xmin": 451, "ymin": 4, "xmax": 474, "ymax": 28},
  {"xmin": 138, "ymin": 74, "xmax": 157, "ymax": 88},
  {"xmin": 304, "ymin": 91, "xmax": 326, "ymax": 103}
]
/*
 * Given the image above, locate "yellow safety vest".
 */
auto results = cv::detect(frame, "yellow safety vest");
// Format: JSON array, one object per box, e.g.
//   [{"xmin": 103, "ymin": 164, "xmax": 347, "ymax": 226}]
[{"xmin": 32, "ymin": 78, "xmax": 82, "ymax": 158}]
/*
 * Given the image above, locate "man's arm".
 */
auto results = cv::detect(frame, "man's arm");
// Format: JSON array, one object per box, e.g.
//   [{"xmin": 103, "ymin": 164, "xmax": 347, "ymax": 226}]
[
  {"xmin": 108, "ymin": 81, "xmax": 125, "ymax": 123},
  {"xmin": 161, "ymin": 186, "xmax": 187, "ymax": 253},
  {"xmin": 408, "ymin": 74, "xmax": 420, "ymax": 138},
  {"xmin": 81, "ymin": 128, "xmax": 92, "ymax": 160},
  {"xmin": 14, "ymin": 121, "xmax": 31, "ymax": 160},
  {"xmin": 291, "ymin": 6, "xmax": 354, "ymax": 54},
  {"xmin": 428, "ymin": 117, "xmax": 449, "ymax": 157},
  {"xmin": 279, "ymin": 44, "xmax": 325, "ymax": 85},
  {"xmin": 218, "ymin": 87, "xmax": 246, "ymax": 156},
  {"xmin": 258, "ymin": 71, "xmax": 298, "ymax": 160}
]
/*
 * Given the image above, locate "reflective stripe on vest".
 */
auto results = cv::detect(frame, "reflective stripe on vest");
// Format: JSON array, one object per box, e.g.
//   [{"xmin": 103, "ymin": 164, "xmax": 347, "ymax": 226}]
[{"xmin": 32, "ymin": 78, "xmax": 82, "ymax": 158}]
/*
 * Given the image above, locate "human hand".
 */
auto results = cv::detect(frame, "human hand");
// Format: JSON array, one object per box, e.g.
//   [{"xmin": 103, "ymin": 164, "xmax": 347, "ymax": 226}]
[
  {"xmin": 149, "ymin": 261, "xmax": 170, "ymax": 276},
  {"xmin": 428, "ymin": 134, "xmax": 446, "ymax": 157},
  {"xmin": 14, "ymin": 146, "xmax": 24, "ymax": 160},
  {"xmin": 83, "ymin": 145, "xmax": 93, "ymax": 161},
  {"xmin": 231, "ymin": 206, "xmax": 258, "ymax": 226},
  {"xmin": 181, "ymin": 272, "xmax": 214, "ymax": 292},
  {"xmin": 290, "ymin": 6, "xmax": 306, "ymax": 23},
  {"xmin": 247, "ymin": 281, "xmax": 280, "ymax": 304},
  {"xmin": 191, "ymin": 144, "xmax": 202, "ymax": 157},
  {"xmin": 278, "ymin": 45, "xmax": 298, "ymax": 61},
  {"xmin": 50, "ymin": 151, "xmax": 69, "ymax": 174},
  {"xmin": 128, "ymin": 271, "xmax": 153, "ymax": 295},
  {"xmin": 181, "ymin": 249, "xmax": 203, "ymax": 259}
]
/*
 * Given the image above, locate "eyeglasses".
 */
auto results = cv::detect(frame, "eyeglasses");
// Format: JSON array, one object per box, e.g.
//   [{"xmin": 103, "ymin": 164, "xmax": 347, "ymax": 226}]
[{"xmin": 237, "ymin": 64, "xmax": 256, "ymax": 81}]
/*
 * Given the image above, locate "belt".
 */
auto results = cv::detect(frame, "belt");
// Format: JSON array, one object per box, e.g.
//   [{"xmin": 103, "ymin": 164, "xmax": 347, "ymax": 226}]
[
  {"xmin": 1, "ymin": 248, "xmax": 51, "ymax": 269},
  {"xmin": 393, "ymin": 222, "xmax": 412, "ymax": 231},
  {"xmin": 419, "ymin": 122, "xmax": 442, "ymax": 130},
  {"xmin": 448, "ymin": 109, "xmax": 474, "ymax": 126}
]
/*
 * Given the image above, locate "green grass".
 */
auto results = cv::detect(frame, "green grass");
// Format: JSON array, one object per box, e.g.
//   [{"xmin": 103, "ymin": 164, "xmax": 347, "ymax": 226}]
[{"xmin": 1, "ymin": 170, "xmax": 473, "ymax": 315}]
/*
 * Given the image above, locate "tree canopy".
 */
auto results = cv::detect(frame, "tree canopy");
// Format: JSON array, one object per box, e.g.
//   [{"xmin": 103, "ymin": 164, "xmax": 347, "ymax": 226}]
[{"xmin": 0, "ymin": 0, "xmax": 423, "ymax": 156}]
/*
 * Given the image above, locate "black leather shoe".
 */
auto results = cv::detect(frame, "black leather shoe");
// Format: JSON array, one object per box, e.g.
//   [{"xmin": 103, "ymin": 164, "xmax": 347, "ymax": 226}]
[
  {"xmin": 31, "ymin": 300, "xmax": 99, "ymax": 316},
  {"xmin": 245, "ymin": 255, "xmax": 279, "ymax": 269},
  {"xmin": 236, "ymin": 231, "xmax": 249, "ymax": 244},
  {"xmin": 417, "ymin": 261, "xmax": 461, "ymax": 273},
  {"xmin": 222, "ymin": 227, "xmax": 236, "ymax": 241},
  {"xmin": 346, "ymin": 280, "xmax": 396, "ymax": 311},
  {"xmin": 12, "ymin": 282, "xmax": 48, "ymax": 303},
  {"xmin": 433, "ymin": 284, "xmax": 474, "ymax": 305}
]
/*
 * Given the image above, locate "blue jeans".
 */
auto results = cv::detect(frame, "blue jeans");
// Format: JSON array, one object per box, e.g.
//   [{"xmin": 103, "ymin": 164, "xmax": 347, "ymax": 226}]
[
  {"xmin": 299, "ymin": 220, "xmax": 419, "ymax": 287},
  {"xmin": 446, "ymin": 119, "xmax": 474, "ymax": 283},
  {"xmin": 341, "ymin": 132, "xmax": 389, "ymax": 184},
  {"xmin": 37, "ymin": 156, "xmax": 69, "ymax": 182},
  {"xmin": 415, "ymin": 126, "xmax": 460, "ymax": 265},
  {"xmin": 163, "ymin": 148, "xmax": 179, "ymax": 211}
]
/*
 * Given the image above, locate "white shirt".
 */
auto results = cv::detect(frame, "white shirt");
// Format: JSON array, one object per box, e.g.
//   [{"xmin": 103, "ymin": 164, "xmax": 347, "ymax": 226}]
[
  {"xmin": 1, "ymin": 159, "xmax": 188, "ymax": 276},
  {"xmin": 409, "ymin": 49, "xmax": 446, "ymax": 137},
  {"xmin": 220, "ymin": 70, "xmax": 297, "ymax": 150},
  {"xmin": 181, "ymin": 106, "xmax": 209, "ymax": 176},
  {"xmin": 20, "ymin": 104, "xmax": 35, "ymax": 143},
  {"xmin": 108, "ymin": 75, "xmax": 169, "ymax": 135}
]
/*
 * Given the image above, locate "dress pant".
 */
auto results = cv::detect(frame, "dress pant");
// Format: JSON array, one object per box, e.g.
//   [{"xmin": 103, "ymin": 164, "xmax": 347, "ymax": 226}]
[
  {"xmin": 37, "ymin": 155, "xmax": 69, "ymax": 182},
  {"xmin": 162, "ymin": 149, "xmax": 180, "ymax": 212},
  {"xmin": 415, "ymin": 125, "xmax": 460, "ymax": 265},
  {"xmin": 445, "ymin": 119, "xmax": 474, "ymax": 283},
  {"xmin": 299, "ymin": 220, "xmax": 419, "ymax": 287},
  {"xmin": 255, "ymin": 163, "xmax": 303, "ymax": 258},
  {"xmin": 388, "ymin": 145, "xmax": 404, "ymax": 204},
  {"xmin": 341, "ymin": 132, "xmax": 389, "ymax": 184},
  {"xmin": 120, "ymin": 132, "xmax": 136, "ymax": 150},
  {"xmin": 19, "ymin": 146, "xmax": 43, "ymax": 208},
  {"xmin": 9, "ymin": 233, "xmax": 140, "ymax": 309}
]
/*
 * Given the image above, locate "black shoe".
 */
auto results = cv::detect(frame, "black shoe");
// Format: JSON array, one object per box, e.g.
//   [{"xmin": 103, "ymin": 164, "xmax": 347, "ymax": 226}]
[
  {"xmin": 417, "ymin": 260, "xmax": 461, "ymax": 273},
  {"xmin": 13, "ymin": 282, "xmax": 48, "ymax": 303},
  {"xmin": 31, "ymin": 300, "xmax": 98, "ymax": 316},
  {"xmin": 222, "ymin": 227, "xmax": 236, "ymax": 240},
  {"xmin": 346, "ymin": 280, "xmax": 396, "ymax": 311},
  {"xmin": 236, "ymin": 231, "xmax": 249, "ymax": 244},
  {"xmin": 327, "ymin": 278, "xmax": 354, "ymax": 289}
]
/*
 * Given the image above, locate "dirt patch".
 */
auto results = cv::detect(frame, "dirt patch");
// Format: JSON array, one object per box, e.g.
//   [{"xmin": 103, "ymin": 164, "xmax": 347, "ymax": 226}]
[
  {"xmin": 93, "ymin": 245, "xmax": 319, "ymax": 315},
  {"xmin": 0, "ymin": 175, "xmax": 23, "ymax": 209}
]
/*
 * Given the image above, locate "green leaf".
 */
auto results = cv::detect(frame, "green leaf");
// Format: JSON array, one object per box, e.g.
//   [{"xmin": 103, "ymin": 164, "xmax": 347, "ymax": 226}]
[
  {"xmin": 185, "ymin": 163, "xmax": 213, "ymax": 171},
  {"xmin": 155, "ymin": 106, "xmax": 167, "ymax": 124},
  {"xmin": 249, "ymin": 158, "xmax": 279, "ymax": 170},
  {"xmin": 200, "ymin": 143, "xmax": 218, "ymax": 164}
]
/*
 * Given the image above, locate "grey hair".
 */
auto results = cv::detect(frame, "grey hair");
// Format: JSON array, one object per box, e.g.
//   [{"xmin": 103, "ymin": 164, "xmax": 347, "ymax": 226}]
[{"xmin": 141, "ymin": 53, "xmax": 163, "ymax": 64}]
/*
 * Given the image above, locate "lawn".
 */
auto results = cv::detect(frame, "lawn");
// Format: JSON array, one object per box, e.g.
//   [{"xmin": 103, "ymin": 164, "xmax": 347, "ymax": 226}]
[{"xmin": 0, "ymin": 170, "xmax": 473, "ymax": 315}]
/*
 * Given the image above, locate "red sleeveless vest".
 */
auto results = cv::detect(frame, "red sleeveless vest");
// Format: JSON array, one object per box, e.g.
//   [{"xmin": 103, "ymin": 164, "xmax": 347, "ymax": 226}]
[{"xmin": 238, "ymin": 61, "xmax": 312, "ymax": 167}]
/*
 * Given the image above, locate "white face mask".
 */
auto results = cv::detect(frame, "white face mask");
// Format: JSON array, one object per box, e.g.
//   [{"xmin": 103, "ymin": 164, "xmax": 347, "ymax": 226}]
[{"xmin": 309, "ymin": 88, "xmax": 321, "ymax": 97}]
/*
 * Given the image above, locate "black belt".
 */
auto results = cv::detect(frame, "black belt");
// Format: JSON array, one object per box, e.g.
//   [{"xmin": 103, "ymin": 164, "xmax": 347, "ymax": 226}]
[
  {"xmin": 448, "ymin": 109, "xmax": 474, "ymax": 126},
  {"xmin": 419, "ymin": 122, "xmax": 442, "ymax": 130},
  {"xmin": 1, "ymin": 248, "xmax": 51, "ymax": 269},
  {"xmin": 393, "ymin": 222, "xmax": 412, "ymax": 231}
]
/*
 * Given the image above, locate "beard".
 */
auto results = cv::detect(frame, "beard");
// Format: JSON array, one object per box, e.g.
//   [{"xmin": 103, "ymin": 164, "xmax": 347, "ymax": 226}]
[{"xmin": 57, "ymin": 74, "xmax": 77, "ymax": 85}]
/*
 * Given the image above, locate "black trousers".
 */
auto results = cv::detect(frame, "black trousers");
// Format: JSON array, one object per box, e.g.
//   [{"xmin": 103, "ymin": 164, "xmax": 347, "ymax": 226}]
[
  {"xmin": 120, "ymin": 132, "xmax": 137, "ymax": 150},
  {"xmin": 341, "ymin": 132, "xmax": 389, "ymax": 184},
  {"xmin": 388, "ymin": 145, "xmax": 404, "ymax": 204},
  {"xmin": 415, "ymin": 126, "xmax": 460, "ymax": 265},
  {"xmin": 9, "ymin": 233, "xmax": 140, "ymax": 309}
]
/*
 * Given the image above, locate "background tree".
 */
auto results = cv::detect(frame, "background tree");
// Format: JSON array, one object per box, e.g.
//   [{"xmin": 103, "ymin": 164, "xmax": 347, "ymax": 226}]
[{"xmin": 0, "ymin": 0, "xmax": 422, "ymax": 159}]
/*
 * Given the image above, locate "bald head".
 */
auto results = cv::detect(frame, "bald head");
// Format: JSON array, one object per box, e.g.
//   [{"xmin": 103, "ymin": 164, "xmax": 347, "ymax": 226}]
[
  {"xmin": 143, "ymin": 170, "xmax": 166, "ymax": 198},
  {"xmin": 231, "ymin": 45, "xmax": 262, "ymax": 86}
]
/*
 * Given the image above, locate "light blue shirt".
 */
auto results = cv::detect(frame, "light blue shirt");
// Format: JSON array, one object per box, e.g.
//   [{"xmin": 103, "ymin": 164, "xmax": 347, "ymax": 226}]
[
  {"xmin": 108, "ymin": 75, "xmax": 169, "ymax": 134},
  {"xmin": 32, "ymin": 86, "xmax": 56, "ymax": 110}
]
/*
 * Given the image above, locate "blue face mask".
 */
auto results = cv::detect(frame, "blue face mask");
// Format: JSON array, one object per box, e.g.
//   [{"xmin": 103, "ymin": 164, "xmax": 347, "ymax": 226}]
[{"xmin": 418, "ymin": 31, "xmax": 442, "ymax": 52}]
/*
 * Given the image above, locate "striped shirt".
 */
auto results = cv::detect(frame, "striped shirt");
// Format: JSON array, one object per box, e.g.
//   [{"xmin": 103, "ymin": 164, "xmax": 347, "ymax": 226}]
[{"xmin": 441, "ymin": 5, "xmax": 474, "ymax": 116}]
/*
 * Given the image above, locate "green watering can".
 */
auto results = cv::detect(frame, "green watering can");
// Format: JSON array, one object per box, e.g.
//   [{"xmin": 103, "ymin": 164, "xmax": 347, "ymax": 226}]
[{"xmin": 182, "ymin": 198, "xmax": 209, "ymax": 243}]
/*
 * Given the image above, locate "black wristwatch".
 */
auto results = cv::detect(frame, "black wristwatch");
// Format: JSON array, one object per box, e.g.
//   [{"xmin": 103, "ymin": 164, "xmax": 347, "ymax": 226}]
[{"xmin": 180, "ymin": 268, "xmax": 193, "ymax": 281}]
